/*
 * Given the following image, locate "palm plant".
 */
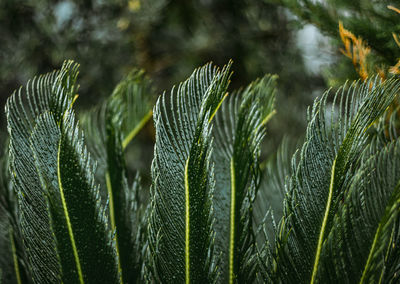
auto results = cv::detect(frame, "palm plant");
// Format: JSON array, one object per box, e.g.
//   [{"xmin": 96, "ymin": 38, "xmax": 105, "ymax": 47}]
[{"xmin": 0, "ymin": 60, "xmax": 400, "ymax": 284}]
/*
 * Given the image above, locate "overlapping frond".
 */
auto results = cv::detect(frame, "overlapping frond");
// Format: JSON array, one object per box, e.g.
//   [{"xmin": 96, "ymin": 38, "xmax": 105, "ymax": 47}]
[
  {"xmin": 212, "ymin": 74, "xmax": 277, "ymax": 283},
  {"xmin": 5, "ymin": 61, "xmax": 119, "ymax": 283},
  {"xmin": 319, "ymin": 139, "xmax": 400, "ymax": 283},
  {"xmin": 380, "ymin": 218, "xmax": 400, "ymax": 283},
  {"xmin": 31, "ymin": 111, "xmax": 119, "ymax": 283},
  {"xmin": 254, "ymin": 138, "xmax": 294, "ymax": 231},
  {"xmin": 129, "ymin": 173, "xmax": 149, "ymax": 283},
  {"xmin": 103, "ymin": 108, "xmax": 140, "ymax": 283},
  {"xmin": 110, "ymin": 69, "xmax": 154, "ymax": 149},
  {"xmin": 5, "ymin": 61, "xmax": 78, "ymax": 283},
  {"xmin": 264, "ymin": 77, "xmax": 400, "ymax": 283},
  {"xmin": 0, "ymin": 142, "xmax": 30, "ymax": 284},
  {"xmin": 148, "ymin": 62, "xmax": 232, "ymax": 283},
  {"xmin": 80, "ymin": 69, "xmax": 154, "ymax": 283},
  {"xmin": 254, "ymin": 137, "xmax": 297, "ymax": 277},
  {"xmin": 82, "ymin": 68, "xmax": 154, "ymax": 173}
]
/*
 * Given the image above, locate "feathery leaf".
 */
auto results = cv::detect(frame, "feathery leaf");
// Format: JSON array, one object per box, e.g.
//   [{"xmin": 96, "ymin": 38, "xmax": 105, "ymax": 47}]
[
  {"xmin": 0, "ymin": 141, "xmax": 30, "ymax": 284},
  {"xmin": 6, "ymin": 61, "xmax": 119, "ymax": 283},
  {"xmin": 111, "ymin": 69, "xmax": 154, "ymax": 150},
  {"xmin": 6, "ymin": 61, "xmax": 79, "ymax": 283},
  {"xmin": 148, "ymin": 62, "xmax": 232, "ymax": 283},
  {"xmin": 319, "ymin": 139, "xmax": 400, "ymax": 283},
  {"xmin": 265, "ymin": 77, "xmax": 400, "ymax": 283},
  {"xmin": 212, "ymin": 74, "xmax": 277, "ymax": 283},
  {"xmin": 81, "ymin": 69, "xmax": 154, "ymax": 283}
]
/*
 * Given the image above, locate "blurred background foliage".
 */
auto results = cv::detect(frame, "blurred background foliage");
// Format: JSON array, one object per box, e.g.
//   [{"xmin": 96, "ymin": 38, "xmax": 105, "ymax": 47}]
[
  {"xmin": 271, "ymin": 0, "xmax": 400, "ymax": 85},
  {"xmin": 0, "ymin": 0, "xmax": 325, "ymax": 134}
]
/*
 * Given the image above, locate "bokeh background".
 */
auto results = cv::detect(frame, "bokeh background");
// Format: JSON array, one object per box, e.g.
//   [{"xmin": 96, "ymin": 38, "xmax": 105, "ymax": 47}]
[{"xmin": 0, "ymin": 0, "xmax": 331, "ymax": 127}]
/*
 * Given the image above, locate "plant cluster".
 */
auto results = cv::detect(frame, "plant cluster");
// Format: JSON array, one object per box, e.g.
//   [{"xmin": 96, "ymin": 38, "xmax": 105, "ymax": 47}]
[{"xmin": 1, "ymin": 60, "xmax": 400, "ymax": 283}]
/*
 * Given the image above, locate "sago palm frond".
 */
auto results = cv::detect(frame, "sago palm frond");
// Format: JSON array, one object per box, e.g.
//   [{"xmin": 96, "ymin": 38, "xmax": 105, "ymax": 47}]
[
  {"xmin": 254, "ymin": 137, "xmax": 295, "ymax": 232},
  {"xmin": 5, "ymin": 61, "xmax": 119, "ymax": 283},
  {"xmin": 256, "ymin": 138, "xmax": 298, "ymax": 283},
  {"xmin": 110, "ymin": 69, "xmax": 154, "ymax": 150},
  {"xmin": 212, "ymin": 74, "xmax": 277, "ymax": 283},
  {"xmin": 317, "ymin": 97, "xmax": 400, "ymax": 283},
  {"xmin": 82, "ymin": 68, "xmax": 154, "ymax": 172},
  {"xmin": 264, "ymin": 77, "xmax": 400, "ymax": 283},
  {"xmin": 319, "ymin": 139, "xmax": 400, "ymax": 283},
  {"xmin": 147, "ymin": 62, "xmax": 232, "ymax": 283},
  {"xmin": 81, "ymin": 68, "xmax": 154, "ymax": 283},
  {"xmin": 5, "ymin": 61, "xmax": 79, "ymax": 283},
  {"xmin": 0, "ymin": 143, "xmax": 31, "ymax": 284},
  {"xmin": 254, "ymin": 137, "xmax": 298, "ymax": 277}
]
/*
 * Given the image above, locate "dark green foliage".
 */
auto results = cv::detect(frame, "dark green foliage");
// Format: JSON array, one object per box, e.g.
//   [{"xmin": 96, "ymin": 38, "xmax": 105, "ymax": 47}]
[
  {"xmin": 147, "ymin": 62, "xmax": 232, "ymax": 283},
  {"xmin": 5, "ymin": 61, "xmax": 119, "ymax": 283},
  {"xmin": 85, "ymin": 70, "xmax": 152, "ymax": 283},
  {"xmin": 321, "ymin": 139, "xmax": 400, "ymax": 282},
  {"xmin": 5, "ymin": 62, "xmax": 78, "ymax": 283},
  {"xmin": 1, "ymin": 59, "xmax": 400, "ymax": 284},
  {"xmin": 262, "ymin": 77, "xmax": 400, "ymax": 283},
  {"xmin": 212, "ymin": 75, "xmax": 276, "ymax": 282},
  {"xmin": 81, "ymin": 69, "xmax": 154, "ymax": 283},
  {"xmin": 0, "ymin": 143, "xmax": 30, "ymax": 283},
  {"xmin": 32, "ymin": 111, "xmax": 119, "ymax": 283}
]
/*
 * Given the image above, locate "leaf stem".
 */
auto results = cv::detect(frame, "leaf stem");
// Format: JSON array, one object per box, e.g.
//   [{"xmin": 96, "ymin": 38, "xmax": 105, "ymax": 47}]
[
  {"xmin": 261, "ymin": 109, "xmax": 276, "ymax": 126},
  {"xmin": 310, "ymin": 159, "xmax": 336, "ymax": 284},
  {"xmin": 57, "ymin": 140, "xmax": 84, "ymax": 284},
  {"xmin": 122, "ymin": 110, "xmax": 152, "ymax": 150},
  {"xmin": 229, "ymin": 158, "xmax": 236, "ymax": 284},
  {"xmin": 209, "ymin": 92, "xmax": 229, "ymax": 123},
  {"xmin": 106, "ymin": 172, "xmax": 123, "ymax": 284},
  {"xmin": 185, "ymin": 158, "xmax": 190, "ymax": 284},
  {"xmin": 359, "ymin": 223, "xmax": 383, "ymax": 284},
  {"xmin": 360, "ymin": 183, "xmax": 400, "ymax": 284},
  {"xmin": 10, "ymin": 229, "xmax": 22, "ymax": 284}
]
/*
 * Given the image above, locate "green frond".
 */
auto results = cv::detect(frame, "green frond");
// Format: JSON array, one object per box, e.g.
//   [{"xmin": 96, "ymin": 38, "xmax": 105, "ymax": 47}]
[
  {"xmin": 0, "ymin": 142, "xmax": 30, "ymax": 284},
  {"xmin": 254, "ymin": 137, "xmax": 295, "ymax": 230},
  {"xmin": 81, "ymin": 68, "xmax": 154, "ymax": 173},
  {"xmin": 80, "ymin": 68, "xmax": 153, "ymax": 283},
  {"xmin": 104, "ymin": 105, "xmax": 145, "ymax": 283},
  {"xmin": 319, "ymin": 139, "xmax": 400, "ymax": 283},
  {"xmin": 5, "ymin": 61, "xmax": 79, "ymax": 283},
  {"xmin": 254, "ymin": 137, "xmax": 298, "ymax": 267},
  {"xmin": 80, "ymin": 104, "xmax": 108, "ymax": 171},
  {"xmin": 130, "ymin": 173, "xmax": 149, "ymax": 283},
  {"xmin": 212, "ymin": 74, "xmax": 277, "ymax": 283},
  {"xmin": 379, "ymin": 219, "xmax": 400, "ymax": 283},
  {"xmin": 254, "ymin": 138, "xmax": 296, "ymax": 283},
  {"xmin": 31, "ymin": 111, "xmax": 119, "ymax": 283},
  {"xmin": 4, "ymin": 58, "xmax": 400, "ymax": 284},
  {"xmin": 5, "ymin": 61, "xmax": 119, "ymax": 283},
  {"xmin": 265, "ymin": 77, "xmax": 400, "ymax": 283},
  {"xmin": 148, "ymin": 62, "xmax": 232, "ymax": 283},
  {"xmin": 109, "ymin": 69, "xmax": 154, "ymax": 150}
]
